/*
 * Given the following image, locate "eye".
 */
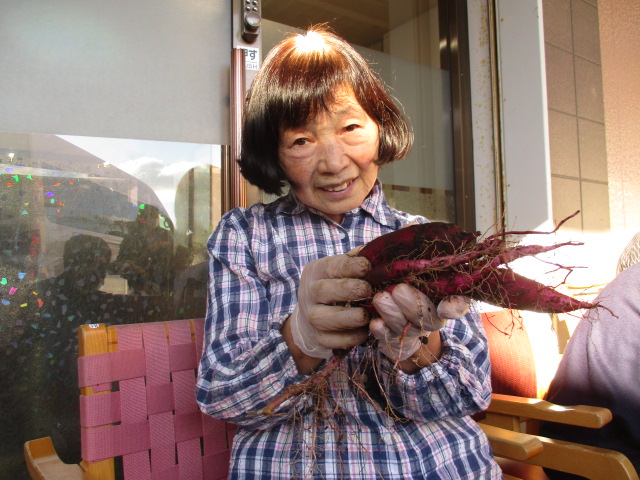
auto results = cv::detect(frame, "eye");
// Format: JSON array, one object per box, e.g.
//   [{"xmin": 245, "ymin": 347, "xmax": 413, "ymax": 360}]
[
  {"xmin": 344, "ymin": 124, "xmax": 359, "ymax": 132},
  {"xmin": 292, "ymin": 137, "xmax": 309, "ymax": 147}
]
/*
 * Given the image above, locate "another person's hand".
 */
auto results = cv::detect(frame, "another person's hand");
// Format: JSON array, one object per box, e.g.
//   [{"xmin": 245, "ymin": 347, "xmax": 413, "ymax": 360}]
[
  {"xmin": 369, "ymin": 283, "xmax": 470, "ymax": 361},
  {"xmin": 290, "ymin": 254, "xmax": 372, "ymax": 359}
]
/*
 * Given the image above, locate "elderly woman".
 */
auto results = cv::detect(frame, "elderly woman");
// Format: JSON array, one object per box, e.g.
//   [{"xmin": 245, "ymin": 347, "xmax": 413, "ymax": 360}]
[{"xmin": 196, "ymin": 27, "xmax": 501, "ymax": 479}]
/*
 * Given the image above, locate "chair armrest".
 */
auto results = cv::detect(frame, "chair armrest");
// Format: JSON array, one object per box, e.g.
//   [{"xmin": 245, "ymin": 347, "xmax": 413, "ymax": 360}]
[
  {"xmin": 479, "ymin": 423, "xmax": 543, "ymax": 461},
  {"xmin": 488, "ymin": 393, "xmax": 613, "ymax": 428},
  {"xmin": 24, "ymin": 437, "xmax": 87, "ymax": 480},
  {"xmin": 523, "ymin": 435, "xmax": 640, "ymax": 480},
  {"xmin": 481, "ymin": 421, "xmax": 640, "ymax": 480}
]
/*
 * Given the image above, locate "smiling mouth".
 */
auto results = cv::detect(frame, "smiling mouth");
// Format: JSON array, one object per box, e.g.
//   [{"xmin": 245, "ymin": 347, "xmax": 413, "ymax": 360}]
[{"xmin": 323, "ymin": 180, "xmax": 353, "ymax": 192}]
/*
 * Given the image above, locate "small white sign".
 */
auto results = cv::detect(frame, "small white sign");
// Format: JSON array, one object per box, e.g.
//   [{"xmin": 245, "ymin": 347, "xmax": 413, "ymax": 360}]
[{"xmin": 241, "ymin": 47, "xmax": 260, "ymax": 71}]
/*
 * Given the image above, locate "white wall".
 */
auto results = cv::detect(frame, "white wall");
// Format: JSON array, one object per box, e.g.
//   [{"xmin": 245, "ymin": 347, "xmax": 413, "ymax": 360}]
[
  {"xmin": 493, "ymin": 0, "xmax": 553, "ymax": 232},
  {"xmin": 600, "ymin": 0, "xmax": 640, "ymax": 231}
]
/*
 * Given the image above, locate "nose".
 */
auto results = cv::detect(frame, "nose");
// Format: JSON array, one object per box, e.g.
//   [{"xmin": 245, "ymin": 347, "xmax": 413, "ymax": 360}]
[{"xmin": 318, "ymin": 139, "xmax": 349, "ymax": 174}]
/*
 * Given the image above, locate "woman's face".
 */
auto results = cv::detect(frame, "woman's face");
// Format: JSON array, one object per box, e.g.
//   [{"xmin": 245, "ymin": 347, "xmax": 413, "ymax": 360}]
[{"xmin": 278, "ymin": 87, "xmax": 380, "ymax": 224}]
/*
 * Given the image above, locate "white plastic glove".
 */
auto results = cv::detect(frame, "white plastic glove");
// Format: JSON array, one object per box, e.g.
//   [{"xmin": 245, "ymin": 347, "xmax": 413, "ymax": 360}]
[
  {"xmin": 289, "ymin": 253, "xmax": 371, "ymax": 359},
  {"xmin": 369, "ymin": 283, "xmax": 470, "ymax": 361}
]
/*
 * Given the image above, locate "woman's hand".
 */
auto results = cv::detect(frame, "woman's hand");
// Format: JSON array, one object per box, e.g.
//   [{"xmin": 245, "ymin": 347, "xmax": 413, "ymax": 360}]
[
  {"xmin": 370, "ymin": 284, "xmax": 470, "ymax": 369},
  {"xmin": 284, "ymin": 253, "xmax": 372, "ymax": 373}
]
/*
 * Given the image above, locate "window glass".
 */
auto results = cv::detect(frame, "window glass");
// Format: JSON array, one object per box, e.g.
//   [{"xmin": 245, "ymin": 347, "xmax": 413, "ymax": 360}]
[
  {"xmin": 262, "ymin": 0, "xmax": 455, "ymax": 222},
  {"xmin": 0, "ymin": 132, "xmax": 220, "ymax": 475}
]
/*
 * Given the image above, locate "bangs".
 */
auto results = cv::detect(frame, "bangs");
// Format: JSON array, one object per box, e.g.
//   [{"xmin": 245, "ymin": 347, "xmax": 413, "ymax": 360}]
[{"xmin": 271, "ymin": 49, "xmax": 355, "ymax": 129}]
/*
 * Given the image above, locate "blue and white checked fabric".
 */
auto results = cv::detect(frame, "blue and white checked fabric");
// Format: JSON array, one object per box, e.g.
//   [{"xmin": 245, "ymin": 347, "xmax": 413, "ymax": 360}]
[{"xmin": 196, "ymin": 183, "xmax": 501, "ymax": 479}]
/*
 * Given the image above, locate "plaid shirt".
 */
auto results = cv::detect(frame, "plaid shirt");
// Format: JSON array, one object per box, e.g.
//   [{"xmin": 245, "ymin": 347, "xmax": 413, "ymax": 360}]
[{"xmin": 196, "ymin": 183, "xmax": 501, "ymax": 479}]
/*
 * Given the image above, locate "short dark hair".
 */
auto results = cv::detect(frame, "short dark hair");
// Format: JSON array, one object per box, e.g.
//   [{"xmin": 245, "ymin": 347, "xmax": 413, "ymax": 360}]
[
  {"xmin": 238, "ymin": 26, "xmax": 413, "ymax": 195},
  {"xmin": 63, "ymin": 234, "xmax": 111, "ymax": 268}
]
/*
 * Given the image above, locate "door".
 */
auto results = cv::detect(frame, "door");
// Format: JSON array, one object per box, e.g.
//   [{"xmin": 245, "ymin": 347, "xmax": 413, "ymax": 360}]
[
  {"xmin": 258, "ymin": 0, "xmax": 474, "ymax": 227},
  {"xmin": 0, "ymin": 1, "xmax": 470, "ymax": 477}
]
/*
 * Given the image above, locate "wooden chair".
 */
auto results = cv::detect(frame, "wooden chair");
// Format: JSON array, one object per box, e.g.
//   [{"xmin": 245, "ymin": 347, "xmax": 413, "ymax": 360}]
[
  {"xmin": 20, "ymin": 318, "xmax": 544, "ymax": 480},
  {"xmin": 24, "ymin": 316, "xmax": 638, "ymax": 480},
  {"xmin": 483, "ymin": 393, "xmax": 639, "ymax": 480},
  {"xmin": 24, "ymin": 318, "xmax": 234, "ymax": 480},
  {"xmin": 480, "ymin": 309, "xmax": 639, "ymax": 480}
]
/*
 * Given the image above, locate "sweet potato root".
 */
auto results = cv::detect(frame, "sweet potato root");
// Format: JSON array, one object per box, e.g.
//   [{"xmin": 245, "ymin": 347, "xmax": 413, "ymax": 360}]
[
  {"xmin": 358, "ymin": 222, "xmax": 479, "ymax": 266},
  {"xmin": 360, "ymin": 215, "xmax": 598, "ymax": 314},
  {"xmin": 409, "ymin": 267, "xmax": 595, "ymax": 313}
]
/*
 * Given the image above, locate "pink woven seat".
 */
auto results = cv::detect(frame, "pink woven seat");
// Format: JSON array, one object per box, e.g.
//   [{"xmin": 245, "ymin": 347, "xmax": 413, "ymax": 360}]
[{"xmin": 24, "ymin": 318, "xmax": 234, "ymax": 480}]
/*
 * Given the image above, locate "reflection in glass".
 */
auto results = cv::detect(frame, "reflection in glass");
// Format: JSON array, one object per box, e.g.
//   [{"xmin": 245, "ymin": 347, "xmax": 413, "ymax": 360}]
[
  {"xmin": 110, "ymin": 203, "xmax": 175, "ymax": 296},
  {"xmin": 0, "ymin": 132, "xmax": 220, "ymax": 477}
]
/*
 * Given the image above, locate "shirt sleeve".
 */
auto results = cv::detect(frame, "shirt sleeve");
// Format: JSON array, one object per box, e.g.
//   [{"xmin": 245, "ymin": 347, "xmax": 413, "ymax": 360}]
[
  {"xmin": 195, "ymin": 213, "xmax": 309, "ymax": 429},
  {"xmin": 378, "ymin": 306, "xmax": 492, "ymax": 422}
]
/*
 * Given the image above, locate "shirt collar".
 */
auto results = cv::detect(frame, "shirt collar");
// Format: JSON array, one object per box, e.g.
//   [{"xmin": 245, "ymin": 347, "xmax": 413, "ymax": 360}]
[{"xmin": 359, "ymin": 180, "xmax": 395, "ymax": 227}]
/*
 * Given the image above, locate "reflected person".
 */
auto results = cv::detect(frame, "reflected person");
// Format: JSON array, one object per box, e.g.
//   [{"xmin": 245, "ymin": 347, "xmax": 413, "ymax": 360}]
[
  {"xmin": 4, "ymin": 234, "xmax": 112, "ymax": 471},
  {"xmin": 111, "ymin": 204, "xmax": 174, "ymax": 295}
]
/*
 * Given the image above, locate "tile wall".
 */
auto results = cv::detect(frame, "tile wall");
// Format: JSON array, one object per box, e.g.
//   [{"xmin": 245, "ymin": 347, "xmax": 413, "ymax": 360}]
[{"xmin": 542, "ymin": 0, "xmax": 610, "ymax": 232}]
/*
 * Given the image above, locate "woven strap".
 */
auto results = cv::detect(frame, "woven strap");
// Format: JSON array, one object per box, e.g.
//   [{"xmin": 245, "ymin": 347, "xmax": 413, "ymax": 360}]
[
  {"xmin": 80, "ymin": 392, "xmax": 121, "ymax": 427},
  {"xmin": 82, "ymin": 421, "xmax": 150, "ymax": 462},
  {"xmin": 78, "ymin": 349, "xmax": 145, "ymax": 387},
  {"xmin": 79, "ymin": 319, "xmax": 230, "ymax": 479}
]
